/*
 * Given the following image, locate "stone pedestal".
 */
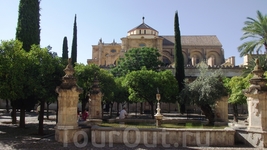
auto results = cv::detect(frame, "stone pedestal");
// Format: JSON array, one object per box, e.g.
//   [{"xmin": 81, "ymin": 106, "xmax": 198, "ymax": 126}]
[
  {"xmin": 88, "ymin": 76, "xmax": 102, "ymax": 120},
  {"xmin": 246, "ymin": 94, "xmax": 267, "ymax": 131},
  {"xmin": 55, "ymin": 59, "xmax": 83, "ymax": 143},
  {"xmin": 55, "ymin": 126, "xmax": 82, "ymax": 143},
  {"xmin": 214, "ymin": 96, "xmax": 228, "ymax": 123},
  {"xmin": 241, "ymin": 58, "xmax": 267, "ymax": 148}
]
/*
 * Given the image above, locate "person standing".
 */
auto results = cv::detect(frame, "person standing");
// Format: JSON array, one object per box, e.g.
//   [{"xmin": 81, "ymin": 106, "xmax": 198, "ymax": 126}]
[{"xmin": 36, "ymin": 105, "xmax": 40, "ymax": 120}]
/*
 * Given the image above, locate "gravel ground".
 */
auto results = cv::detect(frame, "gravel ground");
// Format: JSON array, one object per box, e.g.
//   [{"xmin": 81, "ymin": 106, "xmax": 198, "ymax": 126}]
[{"xmin": 0, "ymin": 111, "xmax": 261, "ymax": 150}]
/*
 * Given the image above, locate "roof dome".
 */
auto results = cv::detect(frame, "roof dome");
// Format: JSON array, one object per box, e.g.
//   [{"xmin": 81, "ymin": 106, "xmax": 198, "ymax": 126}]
[{"xmin": 127, "ymin": 17, "xmax": 158, "ymax": 36}]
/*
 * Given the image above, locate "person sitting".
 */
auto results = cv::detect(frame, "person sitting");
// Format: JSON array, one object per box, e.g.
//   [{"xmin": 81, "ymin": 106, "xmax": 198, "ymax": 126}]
[
  {"xmin": 81, "ymin": 110, "xmax": 88, "ymax": 121},
  {"xmin": 119, "ymin": 107, "xmax": 128, "ymax": 119}
]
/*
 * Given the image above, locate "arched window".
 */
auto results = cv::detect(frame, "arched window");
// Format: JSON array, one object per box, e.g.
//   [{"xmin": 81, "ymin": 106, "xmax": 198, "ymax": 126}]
[
  {"xmin": 139, "ymin": 43, "xmax": 146, "ymax": 47},
  {"xmin": 110, "ymin": 49, "xmax": 116, "ymax": 53},
  {"xmin": 162, "ymin": 56, "xmax": 171, "ymax": 66},
  {"xmin": 208, "ymin": 55, "xmax": 215, "ymax": 66}
]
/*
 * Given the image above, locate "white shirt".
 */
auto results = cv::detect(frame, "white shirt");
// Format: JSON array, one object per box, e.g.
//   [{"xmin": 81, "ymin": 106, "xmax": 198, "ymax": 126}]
[{"xmin": 119, "ymin": 109, "xmax": 127, "ymax": 119}]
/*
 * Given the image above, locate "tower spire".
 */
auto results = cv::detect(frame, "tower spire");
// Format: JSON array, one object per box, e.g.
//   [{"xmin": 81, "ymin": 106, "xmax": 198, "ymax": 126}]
[{"xmin": 142, "ymin": 16, "xmax": 145, "ymax": 23}]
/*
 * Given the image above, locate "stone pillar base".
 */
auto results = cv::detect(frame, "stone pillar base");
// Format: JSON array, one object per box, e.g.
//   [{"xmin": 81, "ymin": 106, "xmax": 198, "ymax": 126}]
[
  {"xmin": 235, "ymin": 129, "xmax": 267, "ymax": 148},
  {"xmin": 55, "ymin": 126, "xmax": 83, "ymax": 143}
]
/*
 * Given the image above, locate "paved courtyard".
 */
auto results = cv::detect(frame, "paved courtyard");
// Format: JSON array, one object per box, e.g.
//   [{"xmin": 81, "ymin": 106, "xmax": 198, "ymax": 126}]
[{"xmin": 0, "ymin": 110, "xmax": 259, "ymax": 150}]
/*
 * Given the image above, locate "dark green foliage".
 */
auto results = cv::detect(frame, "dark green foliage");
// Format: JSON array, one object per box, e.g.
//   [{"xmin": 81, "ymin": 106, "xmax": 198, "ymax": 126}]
[
  {"xmin": 71, "ymin": 14, "xmax": 77, "ymax": 66},
  {"xmin": 174, "ymin": 11, "xmax": 186, "ymax": 113},
  {"xmin": 123, "ymin": 68, "xmax": 179, "ymax": 118},
  {"xmin": 111, "ymin": 47, "xmax": 162, "ymax": 77},
  {"xmin": 0, "ymin": 40, "xmax": 64, "ymax": 129},
  {"xmin": 16, "ymin": 0, "xmax": 40, "ymax": 52},
  {"xmin": 74, "ymin": 64, "xmax": 116, "ymax": 111},
  {"xmin": 62, "ymin": 36, "xmax": 68, "ymax": 60},
  {"xmin": 223, "ymin": 75, "xmax": 251, "ymax": 122}
]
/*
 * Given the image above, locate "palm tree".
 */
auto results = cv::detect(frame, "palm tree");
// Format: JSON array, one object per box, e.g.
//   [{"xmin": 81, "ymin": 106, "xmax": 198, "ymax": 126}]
[{"xmin": 238, "ymin": 10, "xmax": 267, "ymax": 57}]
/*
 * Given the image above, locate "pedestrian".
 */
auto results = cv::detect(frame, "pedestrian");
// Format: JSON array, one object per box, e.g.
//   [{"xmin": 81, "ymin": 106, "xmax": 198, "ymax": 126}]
[
  {"xmin": 36, "ymin": 105, "xmax": 40, "ymax": 120},
  {"xmin": 119, "ymin": 107, "xmax": 128, "ymax": 119},
  {"xmin": 81, "ymin": 109, "xmax": 88, "ymax": 121}
]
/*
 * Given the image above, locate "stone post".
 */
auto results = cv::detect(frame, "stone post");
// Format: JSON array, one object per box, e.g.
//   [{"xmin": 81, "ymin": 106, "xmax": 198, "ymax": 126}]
[
  {"xmin": 88, "ymin": 75, "xmax": 102, "ymax": 125},
  {"xmin": 154, "ymin": 91, "xmax": 163, "ymax": 127},
  {"xmin": 214, "ymin": 96, "xmax": 228, "ymax": 124},
  {"xmin": 244, "ymin": 58, "xmax": 267, "ymax": 131},
  {"xmin": 55, "ymin": 58, "xmax": 83, "ymax": 143},
  {"xmin": 242, "ymin": 58, "xmax": 267, "ymax": 147}
]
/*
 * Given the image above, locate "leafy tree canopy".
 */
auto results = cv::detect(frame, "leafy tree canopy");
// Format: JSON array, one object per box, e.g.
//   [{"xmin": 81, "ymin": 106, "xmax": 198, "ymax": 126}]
[
  {"xmin": 181, "ymin": 62, "xmax": 227, "ymax": 106},
  {"xmin": 123, "ymin": 68, "xmax": 178, "ymax": 105},
  {"xmin": 223, "ymin": 75, "xmax": 251, "ymax": 105},
  {"xmin": 0, "ymin": 40, "xmax": 27, "ymax": 101},
  {"xmin": 74, "ymin": 64, "xmax": 116, "ymax": 103},
  {"xmin": 111, "ymin": 47, "xmax": 163, "ymax": 77}
]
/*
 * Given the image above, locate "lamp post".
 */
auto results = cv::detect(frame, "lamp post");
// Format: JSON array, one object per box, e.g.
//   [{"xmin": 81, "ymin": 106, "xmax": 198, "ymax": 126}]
[{"xmin": 154, "ymin": 88, "xmax": 163, "ymax": 127}]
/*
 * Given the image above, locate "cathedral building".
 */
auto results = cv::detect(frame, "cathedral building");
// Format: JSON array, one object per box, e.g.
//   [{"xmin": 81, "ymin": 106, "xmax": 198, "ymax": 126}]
[{"xmin": 87, "ymin": 17, "xmax": 236, "ymax": 68}]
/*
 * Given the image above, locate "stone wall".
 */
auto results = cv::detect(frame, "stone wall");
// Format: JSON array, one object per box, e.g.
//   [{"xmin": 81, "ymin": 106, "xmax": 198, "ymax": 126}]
[{"xmin": 91, "ymin": 126, "xmax": 235, "ymax": 147}]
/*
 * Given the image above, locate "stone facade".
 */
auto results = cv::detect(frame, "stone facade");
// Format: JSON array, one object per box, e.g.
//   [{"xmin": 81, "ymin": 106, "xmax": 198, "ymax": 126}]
[{"xmin": 87, "ymin": 17, "xmax": 235, "ymax": 68}]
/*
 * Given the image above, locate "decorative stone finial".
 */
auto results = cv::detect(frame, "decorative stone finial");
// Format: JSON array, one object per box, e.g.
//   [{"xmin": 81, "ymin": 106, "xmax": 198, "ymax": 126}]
[
  {"xmin": 243, "ymin": 58, "xmax": 267, "ymax": 94},
  {"xmin": 142, "ymin": 16, "xmax": 145, "ymax": 23},
  {"xmin": 64, "ymin": 58, "xmax": 74, "ymax": 77},
  {"xmin": 57, "ymin": 58, "xmax": 82, "ymax": 90},
  {"xmin": 251, "ymin": 58, "xmax": 264, "ymax": 79},
  {"xmin": 90, "ymin": 73, "xmax": 101, "ymax": 94}
]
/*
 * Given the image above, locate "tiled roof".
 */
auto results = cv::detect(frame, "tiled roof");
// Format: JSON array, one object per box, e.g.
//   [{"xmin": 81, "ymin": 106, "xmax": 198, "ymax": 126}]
[
  {"xmin": 128, "ymin": 23, "xmax": 158, "ymax": 33},
  {"xmin": 161, "ymin": 35, "xmax": 222, "ymax": 47}
]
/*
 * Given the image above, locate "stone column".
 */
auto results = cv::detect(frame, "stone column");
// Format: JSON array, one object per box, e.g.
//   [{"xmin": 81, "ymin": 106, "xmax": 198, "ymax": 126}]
[
  {"xmin": 244, "ymin": 58, "xmax": 267, "ymax": 131},
  {"xmin": 242, "ymin": 58, "xmax": 267, "ymax": 147},
  {"xmin": 55, "ymin": 58, "xmax": 83, "ymax": 143},
  {"xmin": 88, "ymin": 75, "xmax": 102, "ymax": 125},
  {"xmin": 214, "ymin": 96, "xmax": 228, "ymax": 124}
]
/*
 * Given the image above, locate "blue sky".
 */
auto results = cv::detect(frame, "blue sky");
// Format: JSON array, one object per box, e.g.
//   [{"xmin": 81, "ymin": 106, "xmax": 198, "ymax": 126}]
[{"xmin": 0, "ymin": 1, "xmax": 266, "ymax": 65}]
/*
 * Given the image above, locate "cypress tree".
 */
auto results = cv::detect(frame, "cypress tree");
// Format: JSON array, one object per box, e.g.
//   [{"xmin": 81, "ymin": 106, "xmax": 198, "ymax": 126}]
[
  {"xmin": 16, "ymin": 0, "xmax": 40, "ymax": 52},
  {"xmin": 62, "ymin": 36, "xmax": 68, "ymax": 60},
  {"xmin": 174, "ymin": 11, "xmax": 186, "ymax": 114},
  {"xmin": 71, "ymin": 14, "xmax": 77, "ymax": 66}
]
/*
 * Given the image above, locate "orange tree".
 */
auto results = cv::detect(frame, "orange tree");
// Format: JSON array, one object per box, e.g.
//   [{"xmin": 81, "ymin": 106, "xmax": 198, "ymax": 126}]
[{"xmin": 123, "ymin": 68, "xmax": 179, "ymax": 118}]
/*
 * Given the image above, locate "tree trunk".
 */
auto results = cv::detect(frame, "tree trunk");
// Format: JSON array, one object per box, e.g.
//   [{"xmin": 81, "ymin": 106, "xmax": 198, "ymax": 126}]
[
  {"xmin": 135, "ymin": 102, "xmax": 138, "ymax": 118},
  {"xmin": 149, "ymin": 102, "xmax": 154, "ymax": 119},
  {"xmin": 38, "ymin": 100, "xmax": 45, "ymax": 135},
  {"xmin": 233, "ymin": 104, "xmax": 238, "ymax": 122},
  {"xmin": 180, "ymin": 103, "xmax": 185, "ymax": 114},
  {"xmin": 200, "ymin": 104, "xmax": 215, "ymax": 126},
  {"xmin": 11, "ymin": 107, "xmax": 16, "ymax": 124},
  {"xmin": 82, "ymin": 98, "xmax": 87, "ymax": 113},
  {"xmin": 19, "ymin": 108, "xmax": 26, "ymax": 128},
  {"xmin": 56, "ymin": 100, "xmax": 58, "ymax": 123},
  {"xmin": 46, "ymin": 101, "xmax": 49, "ymax": 119},
  {"xmin": 109, "ymin": 103, "xmax": 114, "ymax": 118},
  {"xmin": 140, "ymin": 102, "xmax": 143, "ymax": 114},
  {"xmin": 5, "ymin": 99, "xmax": 9, "ymax": 113},
  {"xmin": 116, "ymin": 102, "xmax": 120, "ymax": 116}
]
